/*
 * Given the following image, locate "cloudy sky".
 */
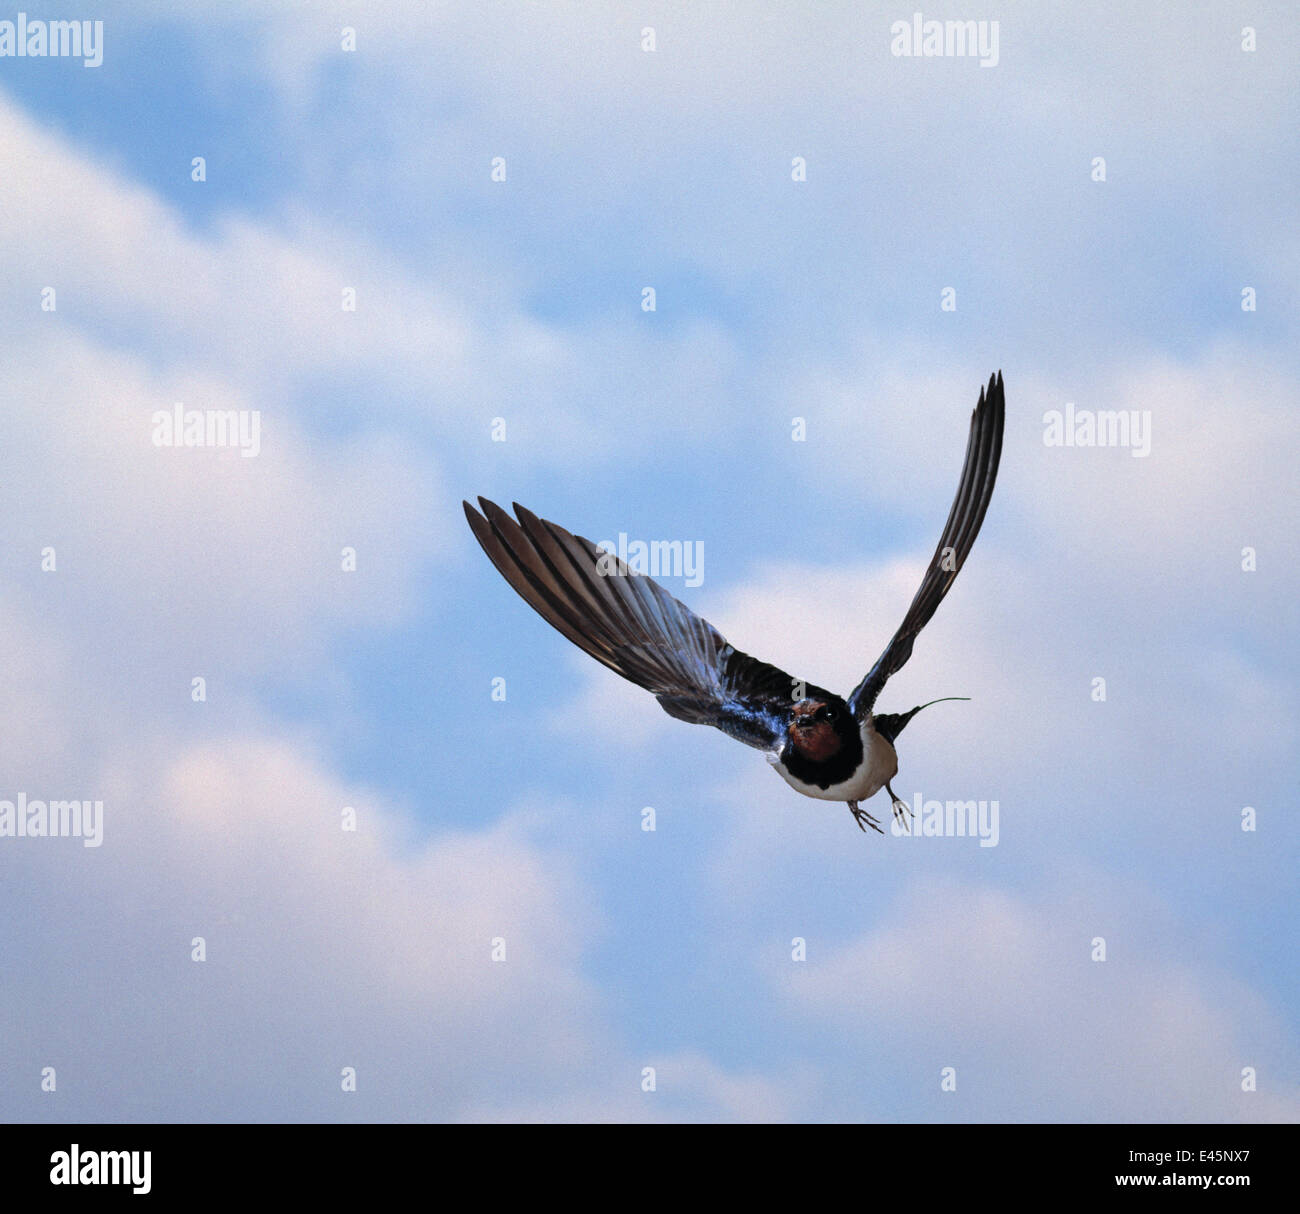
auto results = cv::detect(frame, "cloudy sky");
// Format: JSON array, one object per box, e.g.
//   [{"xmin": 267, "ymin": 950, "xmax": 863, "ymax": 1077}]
[{"xmin": 0, "ymin": 1, "xmax": 1296, "ymax": 1122}]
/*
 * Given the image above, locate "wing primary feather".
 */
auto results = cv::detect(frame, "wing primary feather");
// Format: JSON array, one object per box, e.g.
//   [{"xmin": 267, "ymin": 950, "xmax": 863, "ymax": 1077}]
[
  {"xmin": 464, "ymin": 498, "xmax": 798, "ymax": 751},
  {"xmin": 465, "ymin": 499, "xmax": 627, "ymax": 678},
  {"xmin": 849, "ymin": 371, "xmax": 1005, "ymax": 719}
]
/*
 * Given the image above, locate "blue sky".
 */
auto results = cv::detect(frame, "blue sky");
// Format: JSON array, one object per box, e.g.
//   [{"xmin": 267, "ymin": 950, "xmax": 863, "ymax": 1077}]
[{"xmin": 0, "ymin": 1, "xmax": 1297, "ymax": 1121}]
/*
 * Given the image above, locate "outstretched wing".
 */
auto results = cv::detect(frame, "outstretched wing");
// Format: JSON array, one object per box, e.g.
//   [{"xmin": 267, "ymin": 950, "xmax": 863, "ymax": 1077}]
[
  {"xmin": 848, "ymin": 371, "xmax": 1005, "ymax": 721},
  {"xmin": 464, "ymin": 498, "xmax": 800, "ymax": 751}
]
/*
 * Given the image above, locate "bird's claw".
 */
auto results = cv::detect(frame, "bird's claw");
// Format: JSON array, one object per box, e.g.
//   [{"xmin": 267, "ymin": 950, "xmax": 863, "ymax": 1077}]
[
  {"xmin": 886, "ymin": 782, "xmax": 913, "ymax": 832},
  {"xmin": 848, "ymin": 801, "xmax": 883, "ymax": 834}
]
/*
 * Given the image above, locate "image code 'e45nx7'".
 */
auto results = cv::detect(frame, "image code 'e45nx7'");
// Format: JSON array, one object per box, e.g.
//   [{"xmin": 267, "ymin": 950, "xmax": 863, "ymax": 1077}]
[{"xmin": 465, "ymin": 372, "xmax": 1005, "ymax": 835}]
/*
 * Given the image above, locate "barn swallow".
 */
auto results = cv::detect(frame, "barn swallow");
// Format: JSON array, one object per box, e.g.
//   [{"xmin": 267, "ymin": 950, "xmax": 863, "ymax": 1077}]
[{"xmin": 464, "ymin": 372, "xmax": 1004, "ymax": 834}]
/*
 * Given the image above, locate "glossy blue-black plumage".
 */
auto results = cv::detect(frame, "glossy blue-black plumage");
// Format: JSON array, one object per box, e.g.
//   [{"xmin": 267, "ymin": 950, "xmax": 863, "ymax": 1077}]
[{"xmin": 463, "ymin": 371, "xmax": 1005, "ymax": 796}]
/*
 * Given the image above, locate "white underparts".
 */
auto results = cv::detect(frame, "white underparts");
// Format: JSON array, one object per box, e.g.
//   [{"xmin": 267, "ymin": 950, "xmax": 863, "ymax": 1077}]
[{"xmin": 766, "ymin": 718, "xmax": 899, "ymax": 802}]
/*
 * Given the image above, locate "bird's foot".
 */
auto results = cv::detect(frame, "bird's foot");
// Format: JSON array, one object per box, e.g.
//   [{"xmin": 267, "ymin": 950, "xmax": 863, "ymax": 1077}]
[
  {"xmin": 848, "ymin": 800, "xmax": 883, "ymax": 834},
  {"xmin": 886, "ymin": 782, "xmax": 912, "ymax": 832}
]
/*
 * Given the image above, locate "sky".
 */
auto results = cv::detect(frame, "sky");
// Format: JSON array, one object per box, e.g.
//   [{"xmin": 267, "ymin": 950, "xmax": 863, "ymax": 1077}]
[{"xmin": 0, "ymin": 1, "xmax": 1297, "ymax": 1122}]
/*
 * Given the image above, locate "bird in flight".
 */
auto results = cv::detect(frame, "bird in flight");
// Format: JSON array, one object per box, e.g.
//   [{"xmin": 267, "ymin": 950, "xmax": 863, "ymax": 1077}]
[{"xmin": 464, "ymin": 372, "xmax": 1004, "ymax": 834}]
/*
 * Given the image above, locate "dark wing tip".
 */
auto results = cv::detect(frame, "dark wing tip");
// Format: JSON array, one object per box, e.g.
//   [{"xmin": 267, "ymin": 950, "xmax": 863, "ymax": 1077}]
[
  {"xmin": 511, "ymin": 501, "xmax": 542, "ymax": 530},
  {"xmin": 477, "ymin": 497, "xmax": 517, "ymax": 531},
  {"xmin": 467, "ymin": 496, "xmax": 502, "ymax": 541},
  {"xmin": 974, "ymin": 369, "xmax": 1005, "ymax": 421}
]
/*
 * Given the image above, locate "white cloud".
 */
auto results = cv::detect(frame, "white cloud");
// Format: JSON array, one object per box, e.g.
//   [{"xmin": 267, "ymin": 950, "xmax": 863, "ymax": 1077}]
[
  {"xmin": 776, "ymin": 876, "xmax": 1300, "ymax": 1121},
  {"xmin": 0, "ymin": 91, "xmax": 473, "ymax": 400},
  {"xmin": 0, "ymin": 605, "xmax": 795, "ymax": 1120},
  {"xmin": 0, "ymin": 326, "xmax": 444, "ymax": 692},
  {"xmin": 467, "ymin": 1051, "xmax": 810, "ymax": 1123},
  {"xmin": 0, "ymin": 726, "xmax": 605, "ymax": 1119}
]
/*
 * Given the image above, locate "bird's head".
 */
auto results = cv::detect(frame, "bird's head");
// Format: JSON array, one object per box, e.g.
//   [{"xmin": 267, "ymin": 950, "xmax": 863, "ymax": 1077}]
[{"xmin": 788, "ymin": 697, "xmax": 849, "ymax": 761}]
